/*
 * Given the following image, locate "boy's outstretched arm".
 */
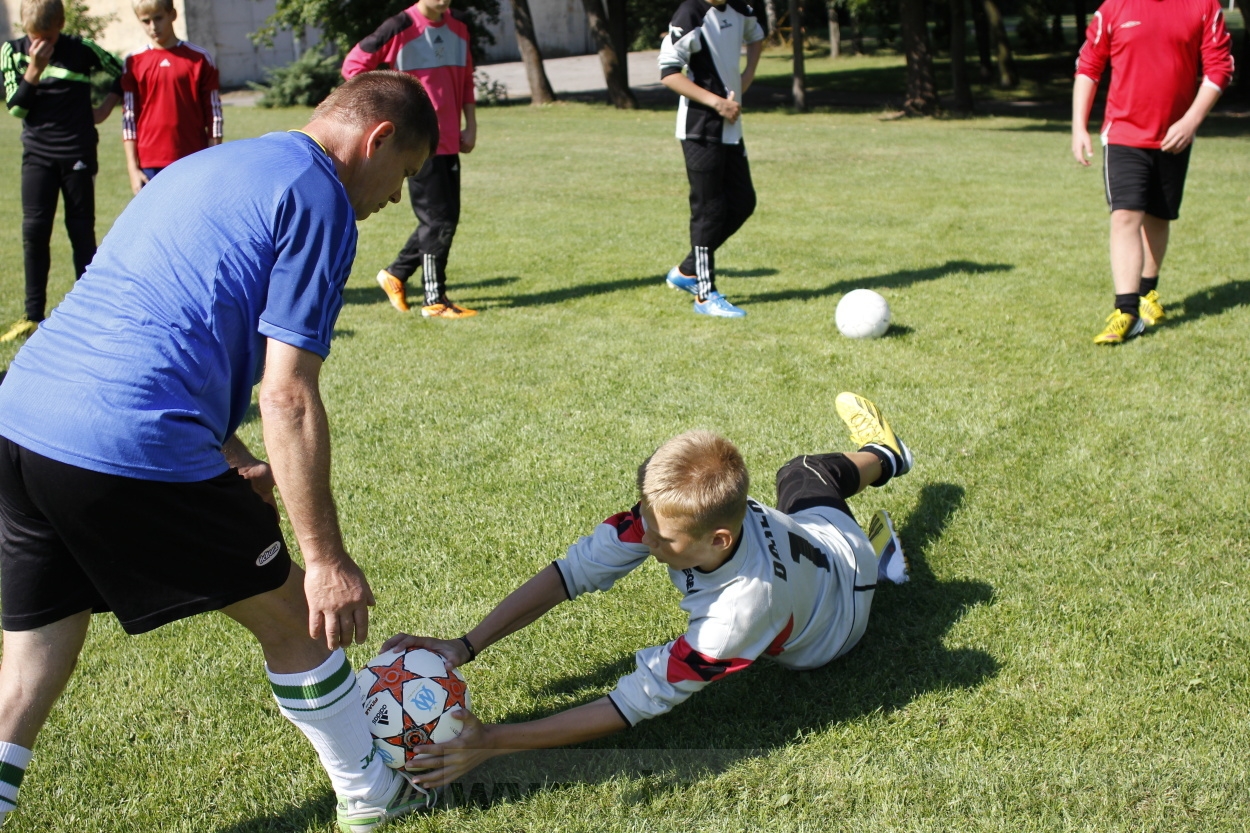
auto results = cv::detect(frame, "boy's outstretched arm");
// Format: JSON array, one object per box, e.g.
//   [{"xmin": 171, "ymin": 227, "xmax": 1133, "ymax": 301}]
[
  {"xmin": 408, "ymin": 697, "xmax": 628, "ymax": 789},
  {"xmin": 382, "ymin": 563, "xmax": 570, "ymax": 666}
]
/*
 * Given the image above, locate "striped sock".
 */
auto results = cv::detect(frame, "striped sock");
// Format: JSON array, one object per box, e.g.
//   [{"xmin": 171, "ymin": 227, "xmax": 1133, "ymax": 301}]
[
  {"xmin": 268, "ymin": 649, "xmax": 393, "ymax": 801},
  {"xmin": 0, "ymin": 742, "xmax": 32, "ymax": 821},
  {"xmin": 860, "ymin": 443, "xmax": 898, "ymax": 487}
]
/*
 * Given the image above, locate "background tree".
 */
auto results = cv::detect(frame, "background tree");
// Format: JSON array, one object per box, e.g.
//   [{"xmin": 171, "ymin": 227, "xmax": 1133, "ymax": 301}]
[
  {"xmin": 791, "ymin": 0, "xmax": 807, "ymax": 109},
  {"xmin": 949, "ymin": 0, "xmax": 972, "ymax": 111},
  {"xmin": 971, "ymin": 0, "xmax": 993, "ymax": 80},
  {"xmin": 581, "ymin": 0, "xmax": 637, "ymax": 108},
  {"xmin": 900, "ymin": 0, "xmax": 936, "ymax": 113},
  {"xmin": 981, "ymin": 0, "xmax": 1016, "ymax": 88},
  {"xmin": 827, "ymin": 0, "xmax": 841, "ymax": 58},
  {"xmin": 508, "ymin": 0, "xmax": 557, "ymax": 104}
]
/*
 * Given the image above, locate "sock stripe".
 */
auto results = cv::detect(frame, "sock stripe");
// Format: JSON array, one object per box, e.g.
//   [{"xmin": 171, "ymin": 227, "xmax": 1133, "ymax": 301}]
[
  {"xmin": 0, "ymin": 763, "xmax": 23, "ymax": 790},
  {"xmin": 0, "ymin": 795, "xmax": 15, "ymax": 808},
  {"xmin": 276, "ymin": 683, "xmax": 358, "ymax": 714},
  {"xmin": 270, "ymin": 655, "xmax": 355, "ymax": 710}
]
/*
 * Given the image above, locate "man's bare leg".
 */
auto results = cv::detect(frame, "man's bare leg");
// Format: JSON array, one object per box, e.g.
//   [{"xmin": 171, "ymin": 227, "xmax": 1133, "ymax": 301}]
[{"xmin": 1110, "ymin": 208, "xmax": 1146, "ymax": 296}]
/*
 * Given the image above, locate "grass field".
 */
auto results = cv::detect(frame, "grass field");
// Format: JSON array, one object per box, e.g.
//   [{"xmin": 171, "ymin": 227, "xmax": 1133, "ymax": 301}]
[{"xmin": 2, "ymin": 76, "xmax": 1250, "ymax": 832}]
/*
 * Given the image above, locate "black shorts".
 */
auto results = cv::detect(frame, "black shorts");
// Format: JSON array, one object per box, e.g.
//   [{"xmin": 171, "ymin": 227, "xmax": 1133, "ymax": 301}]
[
  {"xmin": 775, "ymin": 453, "xmax": 859, "ymax": 521},
  {"xmin": 0, "ymin": 437, "xmax": 291, "ymax": 634},
  {"xmin": 1104, "ymin": 143, "xmax": 1191, "ymax": 220}
]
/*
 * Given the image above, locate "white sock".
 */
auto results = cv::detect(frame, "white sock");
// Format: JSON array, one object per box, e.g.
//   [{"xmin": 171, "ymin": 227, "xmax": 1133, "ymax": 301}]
[
  {"xmin": 267, "ymin": 649, "xmax": 395, "ymax": 801},
  {"xmin": 0, "ymin": 742, "xmax": 33, "ymax": 822}
]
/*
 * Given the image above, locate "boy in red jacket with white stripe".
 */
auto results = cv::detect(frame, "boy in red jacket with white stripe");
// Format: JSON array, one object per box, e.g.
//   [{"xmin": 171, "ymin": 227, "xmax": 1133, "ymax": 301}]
[
  {"xmin": 120, "ymin": 0, "xmax": 222, "ymax": 194},
  {"xmin": 343, "ymin": 0, "xmax": 478, "ymax": 319},
  {"xmin": 1072, "ymin": 0, "xmax": 1234, "ymax": 345}
]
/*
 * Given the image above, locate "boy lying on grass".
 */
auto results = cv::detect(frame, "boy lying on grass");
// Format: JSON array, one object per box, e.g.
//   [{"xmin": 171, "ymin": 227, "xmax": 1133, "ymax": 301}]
[{"xmin": 388, "ymin": 392, "xmax": 913, "ymax": 789}]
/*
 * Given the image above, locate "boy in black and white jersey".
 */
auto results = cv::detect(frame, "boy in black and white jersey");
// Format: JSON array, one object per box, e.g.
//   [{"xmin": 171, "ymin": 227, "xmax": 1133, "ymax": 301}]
[{"xmin": 658, "ymin": 0, "xmax": 764, "ymax": 318}]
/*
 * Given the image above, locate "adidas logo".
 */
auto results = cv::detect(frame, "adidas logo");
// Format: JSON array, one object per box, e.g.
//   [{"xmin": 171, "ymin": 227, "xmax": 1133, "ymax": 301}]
[
  {"xmin": 433, "ymin": 35, "xmax": 443, "ymax": 43},
  {"xmin": 719, "ymin": 18, "xmax": 732, "ymax": 28},
  {"xmin": 159, "ymin": 57, "xmax": 171, "ymax": 67},
  {"xmin": 371, "ymin": 704, "xmax": 389, "ymax": 724},
  {"xmin": 71, "ymin": 160, "xmax": 87, "ymax": 171}
]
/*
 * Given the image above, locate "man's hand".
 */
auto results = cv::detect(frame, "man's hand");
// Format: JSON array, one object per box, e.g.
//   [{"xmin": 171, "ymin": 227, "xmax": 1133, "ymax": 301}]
[
  {"xmin": 460, "ymin": 124, "xmax": 476, "ymax": 153},
  {"xmin": 380, "ymin": 633, "xmax": 472, "ymax": 668},
  {"xmin": 127, "ymin": 167, "xmax": 150, "ymax": 195},
  {"xmin": 1160, "ymin": 117, "xmax": 1198, "ymax": 154},
  {"xmin": 1071, "ymin": 127, "xmax": 1092, "ymax": 166},
  {"xmin": 236, "ymin": 457, "xmax": 278, "ymax": 510},
  {"xmin": 305, "ymin": 556, "xmax": 374, "ymax": 650},
  {"xmin": 406, "ymin": 711, "xmax": 497, "ymax": 788},
  {"xmin": 715, "ymin": 90, "xmax": 741, "ymax": 124}
]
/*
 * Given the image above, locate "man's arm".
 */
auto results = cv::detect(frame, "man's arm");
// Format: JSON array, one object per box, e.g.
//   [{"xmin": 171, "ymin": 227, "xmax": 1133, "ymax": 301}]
[
  {"xmin": 1071, "ymin": 74, "xmax": 1097, "ymax": 166},
  {"xmin": 460, "ymin": 101, "xmax": 477, "ymax": 153},
  {"xmin": 661, "ymin": 73, "xmax": 741, "ymax": 123},
  {"xmin": 259, "ymin": 338, "xmax": 374, "ymax": 650},
  {"xmin": 408, "ymin": 698, "xmax": 628, "ymax": 789},
  {"xmin": 92, "ymin": 91, "xmax": 119, "ymax": 124},
  {"xmin": 222, "ymin": 434, "xmax": 277, "ymax": 509},
  {"xmin": 383, "ymin": 562, "xmax": 570, "ymax": 665},
  {"xmin": 1159, "ymin": 84, "xmax": 1221, "ymax": 154}
]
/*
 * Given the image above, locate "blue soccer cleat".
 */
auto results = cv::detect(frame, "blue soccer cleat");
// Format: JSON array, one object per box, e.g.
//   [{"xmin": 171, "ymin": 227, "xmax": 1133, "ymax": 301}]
[
  {"xmin": 693, "ymin": 292, "xmax": 746, "ymax": 318},
  {"xmin": 666, "ymin": 266, "xmax": 698, "ymax": 296}
]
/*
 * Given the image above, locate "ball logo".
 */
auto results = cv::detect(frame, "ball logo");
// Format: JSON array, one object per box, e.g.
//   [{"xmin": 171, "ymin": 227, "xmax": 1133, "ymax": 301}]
[
  {"xmin": 256, "ymin": 541, "xmax": 281, "ymax": 566},
  {"xmin": 411, "ymin": 685, "xmax": 438, "ymax": 711}
]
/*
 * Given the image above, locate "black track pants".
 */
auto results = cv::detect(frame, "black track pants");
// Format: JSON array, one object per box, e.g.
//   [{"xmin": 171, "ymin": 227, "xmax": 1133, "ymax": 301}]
[
  {"xmin": 775, "ymin": 453, "xmax": 860, "ymax": 521},
  {"xmin": 388, "ymin": 154, "xmax": 461, "ymax": 307},
  {"xmin": 678, "ymin": 139, "xmax": 755, "ymax": 298},
  {"xmin": 21, "ymin": 153, "xmax": 98, "ymax": 321}
]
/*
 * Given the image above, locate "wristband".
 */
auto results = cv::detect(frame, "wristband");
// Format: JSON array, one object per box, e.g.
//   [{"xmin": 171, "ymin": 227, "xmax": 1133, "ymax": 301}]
[{"xmin": 458, "ymin": 635, "xmax": 477, "ymax": 662}]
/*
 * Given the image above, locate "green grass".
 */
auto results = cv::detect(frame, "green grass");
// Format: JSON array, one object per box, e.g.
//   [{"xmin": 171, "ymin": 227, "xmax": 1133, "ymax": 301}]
[{"xmin": 2, "ymin": 87, "xmax": 1250, "ymax": 832}]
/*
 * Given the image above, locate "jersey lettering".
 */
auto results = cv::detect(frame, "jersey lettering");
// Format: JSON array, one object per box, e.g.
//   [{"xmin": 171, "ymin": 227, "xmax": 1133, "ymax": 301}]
[{"xmin": 787, "ymin": 531, "xmax": 831, "ymax": 570}]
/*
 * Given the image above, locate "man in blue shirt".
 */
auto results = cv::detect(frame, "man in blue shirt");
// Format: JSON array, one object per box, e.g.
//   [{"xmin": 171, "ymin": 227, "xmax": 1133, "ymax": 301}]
[{"xmin": 0, "ymin": 71, "xmax": 440, "ymax": 832}]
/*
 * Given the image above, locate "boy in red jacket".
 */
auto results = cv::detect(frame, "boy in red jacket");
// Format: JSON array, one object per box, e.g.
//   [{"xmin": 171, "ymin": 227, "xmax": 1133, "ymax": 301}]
[
  {"xmin": 344, "ymin": 0, "xmax": 478, "ymax": 319},
  {"xmin": 1072, "ymin": 0, "xmax": 1234, "ymax": 345}
]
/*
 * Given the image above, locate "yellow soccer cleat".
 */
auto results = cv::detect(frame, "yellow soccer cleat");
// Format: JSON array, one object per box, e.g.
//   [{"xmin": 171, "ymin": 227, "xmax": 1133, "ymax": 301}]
[
  {"xmin": 1138, "ymin": 290, "xmax": 1165, "ymax": 326},
  {"xmin": 376, "ymin": 270, "xmax": 410, "ymax": 313},
  {"xmin": 835, "ymin": 392, "xmax": 913, "ymax": 477},
  {"xmin": 421, "ymin": 300, "xmax": 478, "ymax": 319},
  {"xmin": 0, "ymin": 317, "xmax": 37, "ymax": 343},
  {"xmin": 1093, "ymin": 310, "xmax": 1144, "ymax": 345}
]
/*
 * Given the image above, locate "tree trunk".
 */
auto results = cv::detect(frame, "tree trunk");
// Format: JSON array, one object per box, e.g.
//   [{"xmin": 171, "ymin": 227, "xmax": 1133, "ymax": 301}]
[
  {"xmin": 850, "ymin": 7, "xmax": 863, "ymax": 53},
  {"xmin": 606, "ymin": 0, "xmax": 629, "ymax": 88},
  {"xmin": 790, "ymin": 0, "xmax": 807, "ymax": 110},
  {"xmin": 1050, "ymin": 13, "xmax": 1064, "ymax": 51},
  {"xmin": 900, "ymin": 0, "xmax": 937, "ymax": 114},
  {"xmin": 1073, "ymin": 0, "xmax": 1087, "ymax": 47},
  {"xmin": 982, "ymin": 0, "xmax": 1016, "ymax": 88},
  {"xmin": 971, "ymin": 0, "xmax": 993, "ymax": 80},
  {"xmin": 950, "ymin": 0, "xmax": 972, "ymax": 111},
  {"xmin": 510, "ymin": 0, "xmax": 556, "ymax": 105},
  {"xmin": 764, "ymin": 0, "xmax": 779, "ymax": 38},
  {"xmin": 580, "ymin": 0, "xmax": 637, "ymax": 108},
  {"xmin": 828, "ymin": 0, "xmax": 840, "ymax": 58}
]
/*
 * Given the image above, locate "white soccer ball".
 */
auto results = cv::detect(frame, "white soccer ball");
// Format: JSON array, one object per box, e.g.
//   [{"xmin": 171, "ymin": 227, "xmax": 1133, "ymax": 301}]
[
  {"xmin": 835, "ymin": 289, "xmax": 891, "ymax": 339},
  {"xmin": 357, "ymin": 647, "xmax": 470, "ymax": 769}
]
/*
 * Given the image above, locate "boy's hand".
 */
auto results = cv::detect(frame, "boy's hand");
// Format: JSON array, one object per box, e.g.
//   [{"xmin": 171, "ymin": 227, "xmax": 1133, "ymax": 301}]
[
  {"xmin": 460, "ymin": 125, "xmax": 477, "ymax": 154},
  {"xmin": 1160, "ymin": 116, "xmax": 1198, "ymax": 154},
  {"xmin": 1071, "ymin": 127, "xmax": 1092, "ymax": 167},
  {"xmin": 405, "ymin": 710, "xmax": 496, "ymax": 788},
  {"xmin": 128, "ymin": 168, "xmax": 150, "ymax": 195},
  {"xmin": 379, "ymin": 633, "xmax": 472, "ymax": 668},
  {"xmin": 25, "ymin": 38, "xmax": 54, "ymax": 80},
  {"xmin": 714, "ymin": 91, "xmax": 741, "ymax": 124}
]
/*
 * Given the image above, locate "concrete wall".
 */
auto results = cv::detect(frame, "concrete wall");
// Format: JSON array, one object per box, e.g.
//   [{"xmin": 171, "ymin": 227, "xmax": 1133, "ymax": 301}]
[
  {"xmin": 1, "ymin": 0, "xmax": 596, "ymax": 81},
  {"xmin": 2, "ymin": 0, "xmax": 307, "ymax": 87},
  {"xmin": 480, "ymin": 0, "xmax": 595, "ymax": 63}
]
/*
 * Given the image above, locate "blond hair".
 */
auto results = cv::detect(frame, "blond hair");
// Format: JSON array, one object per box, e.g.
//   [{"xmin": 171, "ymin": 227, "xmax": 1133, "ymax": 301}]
[
  {"xmin": 637, "ymin": 431, "xmax": 749, "ymax": 535},
  {"xmin": 21, "ymin": 0, "xmax": 64, "ymax": 34},
  {"xmin": 133, "ymin": 0, "xmax": 175, "ymax": 17}
]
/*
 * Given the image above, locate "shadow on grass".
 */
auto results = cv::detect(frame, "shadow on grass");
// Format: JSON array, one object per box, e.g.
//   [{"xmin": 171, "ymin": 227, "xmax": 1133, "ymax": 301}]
[
  {"xmin": 216, "ymin": 794, "xmax": 337, "ymax": 833},
  {"xmin": 466, "ymin": 274, "xmax": 661, "ymax": 309},
  {"xmin": 1158, "ymin": 279, "xmax": 1250, "ymax": 329},
  {"xmin": 719, "ymin": 266, "xmax": 779, "ymax": 278},
  {"xmin": 740, "ymin": 260, "xmax": 1012, "ymax": 305},
  {"xmin": 438, "ymin": 482, "xmax": 993, "ymax": 811},
  {"xmin": 342, "ymin": 277, "xmax": 522, "ymax": 307}
]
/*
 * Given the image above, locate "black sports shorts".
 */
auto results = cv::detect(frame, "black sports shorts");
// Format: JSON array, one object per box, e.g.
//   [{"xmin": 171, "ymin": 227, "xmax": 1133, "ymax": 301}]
[
  {"xmin": 775, "ymin": 453, "xmax": 859, "ymax": 521},
  {"xmin": 0, "ymin": 436, "xmax": 291, "ymax": 634},
  {"xmin": 1104, "ymin": 143, "xmax": 1191, "ymax": 221}
]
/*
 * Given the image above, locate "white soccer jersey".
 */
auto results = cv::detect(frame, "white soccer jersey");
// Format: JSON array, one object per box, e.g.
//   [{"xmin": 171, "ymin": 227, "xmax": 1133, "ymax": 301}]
[
  {"xmin": 552, "ymin": 499, "xmax": 878, "ymax": 726},
  {"xmin": 657, "ymin": 0, "xmax": 765, "ymax": 145}
]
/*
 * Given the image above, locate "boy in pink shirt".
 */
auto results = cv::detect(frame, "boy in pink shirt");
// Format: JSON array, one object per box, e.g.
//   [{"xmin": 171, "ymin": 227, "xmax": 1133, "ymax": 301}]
[{"xmin": 344, "ymin": 0, "xmax": 478, "ymax": 319}]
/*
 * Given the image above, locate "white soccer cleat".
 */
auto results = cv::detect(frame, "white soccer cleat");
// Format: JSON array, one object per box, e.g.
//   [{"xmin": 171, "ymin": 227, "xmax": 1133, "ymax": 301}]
[
  {"xmin": 867, "ymin": 509, "xmax": 908, "ymax": 585},
  {"xmin": 336, "ymin": 772, "xmax": 438, "ymax": 832}
]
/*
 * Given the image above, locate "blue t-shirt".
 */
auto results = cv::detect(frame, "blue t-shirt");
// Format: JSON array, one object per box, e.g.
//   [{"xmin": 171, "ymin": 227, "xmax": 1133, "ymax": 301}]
[{"xmin": 0, "ymin": 131, "xmax": 358, "ymax": 482}]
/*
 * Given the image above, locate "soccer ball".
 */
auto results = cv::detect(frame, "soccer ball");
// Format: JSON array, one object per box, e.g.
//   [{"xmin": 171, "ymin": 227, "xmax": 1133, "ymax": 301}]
[
  {"xmin": 357, "ymin": 647, "xmax": 470, "ymax": 769},
  {"xmin": 835, "ymin": 289, "xmax": 891, "ymax": 339}
]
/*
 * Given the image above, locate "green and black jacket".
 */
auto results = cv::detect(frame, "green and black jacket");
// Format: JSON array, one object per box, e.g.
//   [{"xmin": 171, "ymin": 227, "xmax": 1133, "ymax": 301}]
[{"xmin": 1, "ymin": 34, "xmax": 123, "ymax": 160}]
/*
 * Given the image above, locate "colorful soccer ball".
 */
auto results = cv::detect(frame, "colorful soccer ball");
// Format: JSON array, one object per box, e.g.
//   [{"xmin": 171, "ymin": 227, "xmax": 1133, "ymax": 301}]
[
  {"xmin": 357, "ymin": 647, "xmax": 470, "ymax": 769},
  {"xmin": 835, "ymin": 289, "xmax": 891, "ymax": 339}
]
